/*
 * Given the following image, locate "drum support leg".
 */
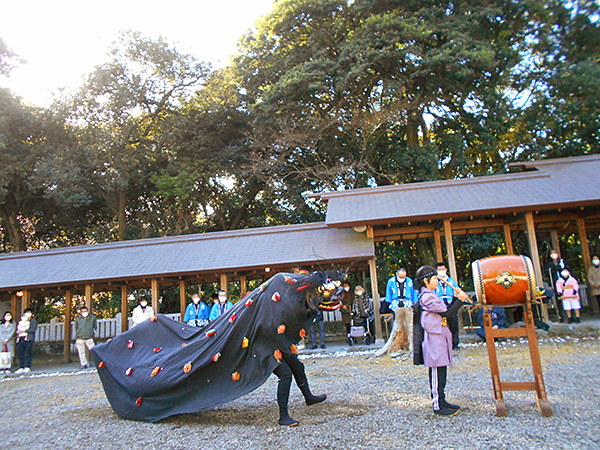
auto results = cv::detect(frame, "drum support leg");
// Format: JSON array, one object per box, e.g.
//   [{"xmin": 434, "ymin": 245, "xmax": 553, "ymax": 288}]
[
  {"xmin": 524, "ymin": 308, "xmax": 553, "ymax": 417},
  {"xmin": 483, "ymin": 310, "xmax": 507, "ymax": 417}
]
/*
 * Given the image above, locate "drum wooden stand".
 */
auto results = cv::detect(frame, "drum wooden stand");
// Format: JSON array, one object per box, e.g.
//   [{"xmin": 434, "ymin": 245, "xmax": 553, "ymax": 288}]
[{"xmin": 482, "ymin": 291, "xmax": 553, "ymax": 417}]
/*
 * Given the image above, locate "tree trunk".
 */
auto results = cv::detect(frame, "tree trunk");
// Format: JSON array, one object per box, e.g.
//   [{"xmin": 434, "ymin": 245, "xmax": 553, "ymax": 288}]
[
  {"xmin": 118, "ymin": 188, "xmax": 127, "ymax": 241},
  {"xmin": 0, "ymin": 207, "xmax": 27, "ymax": 252}
]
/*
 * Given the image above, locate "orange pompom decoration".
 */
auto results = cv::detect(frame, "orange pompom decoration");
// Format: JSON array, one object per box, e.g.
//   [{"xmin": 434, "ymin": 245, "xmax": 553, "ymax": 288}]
[
  {"xmin": 245, "ymin": 299, "xmax": 253, "ymax": 307},
  {"xmin": 151, "ymin": 366, "xmax": 161, "ymax": 377},
  {"xmin": 277, "ymin": 324, "xmax": 286, "ymax": 334},
  {"xmin": 125, "ymin": 368, "xmax": 133, "ymax": 376},
  {"xmin": 106, "ymin": 338, "xmax": 112, "ymax": 343},
  {"xmin": 153, "ymin": 347, "xmax": 162, "ymax": 353},
  {"xmin": 290, "ymin": 344, "xmax": 298, "ymax": 354},
  {"xmin": 183, "ymin": 362, "xmax": 192, "ymax": 374},
  {"xmin": 212, "ymin": 353, "xmax": 221, "ymax": 362},
  {"xmin": 242, "ymin": 337, "xmax": 249, "ymax": 348},
  {"xmin": 151, "ymin": 316, "xmax": 157, "ymax": 322},
  {"xmin": 274, "ymin": 349, "xmax": 282, "ymax": 362},
  {"xmin": 205, "ymin": 329, "xmax": 216, "ymax": 337},
  {"xmin": 98, "ymin": 361, "xmax": 105, "ymax": 369},
  {"xmin": 284, "ymin": 275, "xmax": 296, "ymax": 284},
  {"xmin": 229, "ymin": 314, "xmax": 236, "ymax": 323},
  {"xmin": 135, "ymin": 397, "xmax": 142, "ymax": 406},
  {"xmin": 272, "ymin": 292, "xmax": 281, "ymax": 302},
  {"xmin": 182, "ymin": 342, "xmax": 187, "ymax": 347},
  {"xmin": 127, "ymin": 340, "xmax": 134, "ymax": 349},
  {"xmin": 299, "ymin": 329, "xmax": 306, "ymax": 338},
  {"xmin": 232, "ymin": 372, "xmax": 240, "ymax": 381}
]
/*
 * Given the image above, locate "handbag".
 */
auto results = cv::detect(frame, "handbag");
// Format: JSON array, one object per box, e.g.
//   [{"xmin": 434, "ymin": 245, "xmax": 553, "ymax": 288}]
[{"xmin": 0, "ymin": 345, "xmax": 11, "ymax": 369}]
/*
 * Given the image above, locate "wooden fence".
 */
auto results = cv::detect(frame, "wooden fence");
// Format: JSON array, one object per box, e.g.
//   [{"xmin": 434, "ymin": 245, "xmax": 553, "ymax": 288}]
[{"xmin": 35, "ymin": 310, "xmax": 342, "ymax": 342}]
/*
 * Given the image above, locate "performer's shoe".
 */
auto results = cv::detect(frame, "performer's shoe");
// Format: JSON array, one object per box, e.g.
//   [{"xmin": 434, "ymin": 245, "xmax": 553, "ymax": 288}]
[
  {"xmin": 574, "ymin": 317, "xmax": 581, "ymax": 323},
  {"xmin": 442, "ymin": 400, "xmax": 460, "ymax": 410},
  {"xmin": 434, "ymin": 407, "xmax": 459, "ymax": 416},
  {"xmin": 278, "ymin": 416, "xmax": 300, "ymax": 427},
  {"xmin": 299, "ymin": 382, "xmax": 327, "ymax": 405}
]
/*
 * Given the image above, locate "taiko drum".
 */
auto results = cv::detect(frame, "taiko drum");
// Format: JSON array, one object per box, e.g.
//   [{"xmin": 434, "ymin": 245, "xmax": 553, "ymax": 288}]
[{"xmin": 471, "ymin": 255, "xmax": 536, "ymax": 305}]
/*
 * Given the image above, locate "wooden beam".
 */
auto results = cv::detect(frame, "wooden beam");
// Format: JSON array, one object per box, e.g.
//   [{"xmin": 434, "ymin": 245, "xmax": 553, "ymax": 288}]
[
  {"xmin": 503, "ymin": 223, "xmax": 514, "ymax": 255},
  {"xmin": 121, "ymin": 285, "xmax": 128, "ymax": 333},
  {"xmin": 20, "ymin": 290, "xmax": 30, "ymax": 316},
  {"xmin": 151, "ymin": 278, "xmax": 159, "ymax": 313},
  {"xmin": 577, "ymin": 218, "xmax": 592, "ymax": 275},
  {"xmin": 368, "ymin": 258, "xmax": 383, "ymax": 344},
  {"xmin": 179, "ymin": 280, "xmax": 186, "ymax": 321},
  {"xmin": 525, "ymin": 212, "xmax": 549, "ymax": 322},
  {"xmin": 85, "ymin": 284, "xmax": 93, "ymax": 311},
  {"xmin": 220, "ymin": 273, "xmax": 228, "ymax": 293},
  {"xmin": 240, "ymin": 275, "xmax": 247, "ymax": 297},
  {"xmin": 63, "ymin": 290, "xmax": 72, "ymax": 363},
  {"xmin": 434, "ymin": 229, "xmax": 444, "ymax": 263},
  {"xmin": 10, "ymin": 294, "xmax": 17, "ymax": 320},
  {"xmin": 550, "ymin": 230, "xmax": 560, "ymax": 256}
]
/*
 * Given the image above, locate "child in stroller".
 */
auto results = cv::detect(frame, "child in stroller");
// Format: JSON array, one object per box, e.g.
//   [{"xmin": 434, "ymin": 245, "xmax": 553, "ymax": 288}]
[{"xmin": 348, "ymin": 285, "xmax": 375, "ymax": 346}]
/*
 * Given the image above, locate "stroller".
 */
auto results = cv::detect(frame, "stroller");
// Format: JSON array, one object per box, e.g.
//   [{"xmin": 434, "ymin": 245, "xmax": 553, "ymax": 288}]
[{"xmin": 347, "ymin": 314, "xmax": 374, "ymax": 346}]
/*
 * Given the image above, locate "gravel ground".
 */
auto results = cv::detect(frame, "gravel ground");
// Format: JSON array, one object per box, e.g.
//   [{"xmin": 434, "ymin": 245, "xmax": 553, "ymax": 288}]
[{"xmin": 2, "ymin": 337, "xmax": 600, "ymax": 450}]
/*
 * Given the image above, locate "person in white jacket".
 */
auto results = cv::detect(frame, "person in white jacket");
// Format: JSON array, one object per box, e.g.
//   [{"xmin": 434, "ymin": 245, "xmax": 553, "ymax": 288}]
[{"xmin": 131, "ymin": 298, "xmax": 154, "ymax": 327}]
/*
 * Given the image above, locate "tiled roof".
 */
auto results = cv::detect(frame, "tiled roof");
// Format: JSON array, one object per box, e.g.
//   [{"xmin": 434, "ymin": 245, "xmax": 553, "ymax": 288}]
[
  {"xmin": 0, "ymin": 223, "xmax": 374, "ymax": 291},
  {"xmin": 316, "ymin": 155, "xmax": 599, "ymax": 227}
]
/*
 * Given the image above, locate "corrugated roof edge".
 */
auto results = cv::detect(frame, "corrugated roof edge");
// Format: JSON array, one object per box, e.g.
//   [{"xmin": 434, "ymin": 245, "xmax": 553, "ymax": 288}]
[
  {"xmin": 310, "ymin": 154, "xmax": 599, "ymax": 202},
  {"xmin": 0, "ymin": 222, "xmax": 331, "ymax": 261}
]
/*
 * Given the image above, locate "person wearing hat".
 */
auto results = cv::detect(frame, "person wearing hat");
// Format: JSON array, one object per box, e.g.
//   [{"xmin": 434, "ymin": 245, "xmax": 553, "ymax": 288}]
[{"xmin": 384, "ymin": 267, "xmax": 416, "ymax": 314}]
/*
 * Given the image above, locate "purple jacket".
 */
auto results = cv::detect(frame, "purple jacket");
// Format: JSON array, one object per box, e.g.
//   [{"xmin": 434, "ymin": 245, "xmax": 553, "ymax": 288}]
[{"xmin": 420, "ymin": 288, "xmax": 453, "ymax": 368}]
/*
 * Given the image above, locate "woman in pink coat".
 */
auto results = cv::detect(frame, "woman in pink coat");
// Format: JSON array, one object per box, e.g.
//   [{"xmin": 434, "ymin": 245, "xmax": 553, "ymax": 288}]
[{"xmin": 417, "ymin": 265, "xmax": 472, "ymax": 416}]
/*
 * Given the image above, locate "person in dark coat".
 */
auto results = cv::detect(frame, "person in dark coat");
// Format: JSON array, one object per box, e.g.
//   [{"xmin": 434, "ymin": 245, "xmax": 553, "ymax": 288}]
[
  {"xmin": 545, "ymin": 249, "xmax": 569, "ymax": 322},
  {"xmin": 476, "ymin": 306, "xmax": 508, "ymax": 340},
  {"xmin": 15, "ymin": 308, "xmax": 38, "ymax": 374}
]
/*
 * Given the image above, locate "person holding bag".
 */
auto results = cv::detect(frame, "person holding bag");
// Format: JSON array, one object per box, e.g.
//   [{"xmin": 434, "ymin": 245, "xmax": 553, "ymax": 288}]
[{"xmin": 0, "ymin": 311, "xmax": 16, "ymax": 374}]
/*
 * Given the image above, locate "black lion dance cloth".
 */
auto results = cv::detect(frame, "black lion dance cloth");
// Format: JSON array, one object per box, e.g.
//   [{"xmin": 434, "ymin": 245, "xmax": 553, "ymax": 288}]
[{"xmin": 91, "ymin": 271, "xmax": 344, "ymax": 422}]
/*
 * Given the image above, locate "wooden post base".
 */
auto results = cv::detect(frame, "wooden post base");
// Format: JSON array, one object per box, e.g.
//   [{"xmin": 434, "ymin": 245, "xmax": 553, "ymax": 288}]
[{"xmin": 483, "ymin": 292, "xmax": 553, "ymax": 417}]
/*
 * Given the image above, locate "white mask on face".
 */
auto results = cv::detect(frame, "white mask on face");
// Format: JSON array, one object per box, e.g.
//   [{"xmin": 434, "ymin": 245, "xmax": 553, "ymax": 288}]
[
  {"xmin": 561, "ymin": 270, "xmax": 569, "ymax": 279},
  {"xmin": 594, "ymin": 259, "xmax": 600, "ymax": 266},
  {"xmin": 140, "ymin": 301, "xmax": 147, "ymax": 308},
  {"xmin": 551, "ymin": 253, "xmax": 558, "ymax": 260},
  {"xmin": 5, "ymin": 315, "xmax": 11, "ymax": 322},
  {"xmin": 24, "ymin": 312, "xmax": 32, "ymax": 319},
  {"xmin": 218, "ymin": 296, "xmax": 227, "ymax": 303},
  {"xmin": 344, "ymin": 286, "xmax": 350, "ymax": 292},
  {"xmin": 356, "ymin": 290, "xmax": 364, "ymax": 296},
  {"xmin": 437, "ymin": 269, "xmax": 447, "ymax": 279},
  {"xmin": 82, "ymin": 311, "xmax": 89, "ymax": 318},
  {"xmin": 193, "ymin": 298, "xmax": 200, "ymax": 304}
]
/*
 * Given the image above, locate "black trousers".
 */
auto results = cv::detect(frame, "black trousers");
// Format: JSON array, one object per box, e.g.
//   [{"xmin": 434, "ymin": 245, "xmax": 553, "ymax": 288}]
[
  {"xmin": 272, "ymin": 353, "xmax": 308, "ymax": 418},
  {"xmin": 428, "ymin": 366, "xmax": 448, "ymax": 410},
  {"xmin": 448, "ymin": 313, "xmax": 460, "ymax": 350},
  {"xmin": 16, "ymin": 339, "xmax": 34, "ymax": 369}
]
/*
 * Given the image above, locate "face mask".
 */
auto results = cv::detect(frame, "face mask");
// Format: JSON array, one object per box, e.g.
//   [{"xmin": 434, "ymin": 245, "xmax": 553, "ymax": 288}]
[
  {"xmin": 397, "ymin": 274, "xmax": 406, "ymax": 281},
  {"xmin": 193, "ymin": 298, "xmax": 200, "ymax": 304},
  {"xmin": 219, "ymin": 296, "xmax": 227, "ymax": 303},
  {"xmin": 437, "ymin": 270, "xmax": 447, "ymax": 279},
  {"xmin": 593, "ymin": 259, "xmax": 600, "ymax": 266},
  {"xmin": 356, "ymin": 290, "xmax": 364, "ymax": 296},
  {"xmin": 344, "ymin": 286, "xmax": 350, "ymax": 292},
  {"xmin": 551, "ymin": 253, "xmax": 558, "ymax": 260},
  {"xmin": 5, "ymin": 316, "xmax": 11, "ymax": 322},
  {"xmin": 82, "ymin": 312, "xmax": 88, "ymax": 318},
  {"xmin": 140, "ymin": 301, "xmax": 147, "ymax": 307},
  {"xmin": 24, "ymin": 313, "xmax": 32, "ymax": 319},
  {"xmin": 561, "ymin": 271, "xmax": 569, "ymax": 279}
]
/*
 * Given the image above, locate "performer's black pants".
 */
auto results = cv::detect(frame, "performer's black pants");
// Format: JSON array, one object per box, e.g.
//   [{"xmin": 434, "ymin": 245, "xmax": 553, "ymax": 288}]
[
  {"xmin": 273, "ymin": 354, "xmax": 308, "ymax": 418},
  {"xmin": 448, "ymin": 313, "xmax": 460, "ymax": 350},
  {"xmin": 428, "ymin": 366, "xmax": 448, "ymax": 411},
  {"xmin": 16, "ymin": 339, "xmax": 33, "ymax": 369}
]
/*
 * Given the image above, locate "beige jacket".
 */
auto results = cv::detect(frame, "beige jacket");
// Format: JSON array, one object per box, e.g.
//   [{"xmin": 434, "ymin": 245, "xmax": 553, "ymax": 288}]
[{"xmin": 587, "ymin": 265, "xmax": 600, "ymax": 296}]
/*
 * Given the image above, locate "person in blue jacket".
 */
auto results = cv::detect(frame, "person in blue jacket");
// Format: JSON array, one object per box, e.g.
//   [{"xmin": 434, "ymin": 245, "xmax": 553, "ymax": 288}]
[
  {"xmin": 433, "ymin": 262, "xmax": 461, "ymax": 350},
  {"xmin": 209, "ymin": 290, "xmax": 233, "ymax": 321},
  {"xmin": 384, "ymin": 268, "xmax": 416, "ymax": 314},
  {"xmin": 476, "ymin": 306, "xmax": 509, "ymax": 340},
  {"xmin": 184, "ymin": 293, "xmax": 210, "ymax": 327}
]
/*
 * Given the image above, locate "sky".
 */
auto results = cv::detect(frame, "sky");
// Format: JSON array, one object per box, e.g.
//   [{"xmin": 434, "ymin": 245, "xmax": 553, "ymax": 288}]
[{"xmin": 0, "ymin": 0, "xmax": 275, "ymax": 107}]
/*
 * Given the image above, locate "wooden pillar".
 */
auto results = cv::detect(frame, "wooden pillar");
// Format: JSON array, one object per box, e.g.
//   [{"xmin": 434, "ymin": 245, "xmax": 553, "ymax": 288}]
[
  {"xmin": 19, "ymin": 290, "xmax": 30, "ymax": 317},
  {"xmin": 151, "ymin": 278, "xmax": 159, "ymax": 313},
  {"xmin": 368, "ymin": 258, "xmax": 384, "ymax": 344},
  {"xmin": 443, "ymin": 219, "xmax": 463, "ymax": 332},
  {"xmin": 120, "ymin": 285, "xmax": 129, "ymax": 333},
  {"xmin": 10, "ymin": 294, "xmax": 17, "ymax": 319},
  {"xmin": 179, "ymin": 280, "xmax": 187, "ymax": 321},
  {"xmin": 63, "ymin": 290, "xmax": 72, "ymax": 363},
  {"xmin": 550, "ymin": 230, "xmax": 561, "ymax": 256},
  {"xmin": 84, "ymin": 284, "xmax": 93, "ymax": 311},
  {"xmin": 220, "ymin": 273, "xmax": 228, "ymax": 293},
  {"xmin": 577, "ymin": 218, "xmax": 596, "ymax": 313},
  {"xmin": 503, "ymin": 224, "xmax": 514, "ymax": 255},
  {"xmin": 525, "ymin": 212, "xmax": 549, "ymax": 322},
  {"xmin": 433, "ymin": 229, "xmax": 444, "ymax": 263},
  {"xmin": 240, "ymin": 275, "xmax": 247, "ymax": 297}
]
